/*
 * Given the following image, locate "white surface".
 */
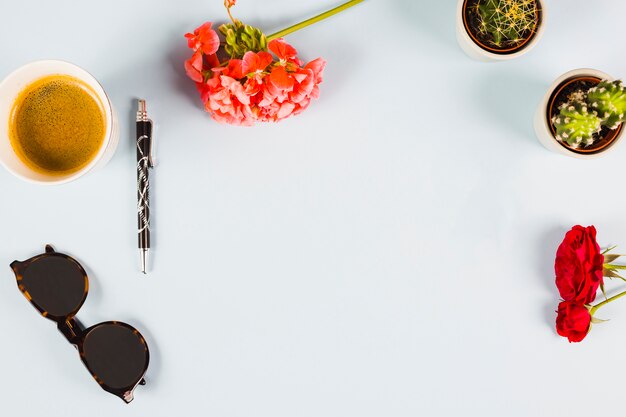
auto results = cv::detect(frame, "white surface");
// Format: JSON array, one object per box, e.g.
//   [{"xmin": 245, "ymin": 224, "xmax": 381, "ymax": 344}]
[{"xmin": 1, "ymin": 0, "xmax": 626, "ymax": 416}]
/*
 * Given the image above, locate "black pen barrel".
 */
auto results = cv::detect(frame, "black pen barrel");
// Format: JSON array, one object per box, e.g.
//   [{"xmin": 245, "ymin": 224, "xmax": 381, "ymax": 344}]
[{"xmin": 136, "ymin": 119, "xmax": 151, "ymax": 250}]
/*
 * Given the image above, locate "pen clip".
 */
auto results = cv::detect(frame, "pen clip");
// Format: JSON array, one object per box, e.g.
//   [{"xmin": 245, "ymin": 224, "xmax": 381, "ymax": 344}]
[{"xmin": 147, "ymin": 120, "xmax": 156, "ymax": 168}]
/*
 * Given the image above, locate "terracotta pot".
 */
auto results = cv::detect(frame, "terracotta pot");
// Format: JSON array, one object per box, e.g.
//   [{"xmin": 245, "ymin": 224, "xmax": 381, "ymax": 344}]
[
  {"xmin": 533, "ymin": 68, "xmax": 625, "ymax": 159},
  {"xmin": 456, "ymin": 0, "xmax": 546, "ymax": 62}
]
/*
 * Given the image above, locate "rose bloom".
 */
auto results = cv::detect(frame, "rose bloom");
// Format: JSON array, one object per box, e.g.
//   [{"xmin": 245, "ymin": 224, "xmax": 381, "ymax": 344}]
[
  {"xmin": 555, "ymin": 225, "xmax": 604, "ymax": 304},
  {"xmin": 556, "ymin": 301, "xmax": 592, "ymax": 343}
]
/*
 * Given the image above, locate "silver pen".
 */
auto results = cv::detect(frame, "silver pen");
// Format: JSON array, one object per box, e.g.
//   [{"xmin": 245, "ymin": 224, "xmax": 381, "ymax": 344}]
[{"xmin": 136, "ymin": 100, "xmax": 154, "ymax": 274}]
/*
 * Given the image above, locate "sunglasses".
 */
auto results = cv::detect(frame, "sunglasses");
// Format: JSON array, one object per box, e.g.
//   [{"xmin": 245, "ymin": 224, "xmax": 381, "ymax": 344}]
[{"xmin": 10, "ymin": 245, "xmax": 150, "ymax": 403}]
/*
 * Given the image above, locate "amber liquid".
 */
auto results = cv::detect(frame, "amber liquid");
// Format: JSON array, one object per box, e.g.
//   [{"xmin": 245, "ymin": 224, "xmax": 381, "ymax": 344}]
[{"xmin": 9, "ymin": 74, "xmax": 106, "ymax": 175}]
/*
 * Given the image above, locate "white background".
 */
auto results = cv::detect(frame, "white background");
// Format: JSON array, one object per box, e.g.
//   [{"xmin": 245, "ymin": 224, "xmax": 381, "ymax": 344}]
[{"xmin": 0, "ymin": 0, "xmax": 625, "ymax": 415}]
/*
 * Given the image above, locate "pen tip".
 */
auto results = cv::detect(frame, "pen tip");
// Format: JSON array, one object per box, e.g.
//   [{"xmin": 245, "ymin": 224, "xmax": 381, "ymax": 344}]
[{"xmin": 140, "ymin": 249, "xmax": 149, "ymax": 275}]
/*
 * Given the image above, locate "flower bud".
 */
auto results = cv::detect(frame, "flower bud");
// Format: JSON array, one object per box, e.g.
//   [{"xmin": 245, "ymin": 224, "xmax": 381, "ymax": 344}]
[{"xmin": 219, "ymin": 22, "xmax": 267, "ymax": 59}]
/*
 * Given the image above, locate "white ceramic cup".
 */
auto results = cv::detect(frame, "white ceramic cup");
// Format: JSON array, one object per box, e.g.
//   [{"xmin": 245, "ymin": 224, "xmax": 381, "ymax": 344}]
[
  {"xmin": 0, "ymin": 60, "xmax": 119, "ymax": 185},
  {"xmin": 456, "ymin": 0, "xmax": 546, "ymax": 62},
  {"xmin": 533, "ymin": 68, "xmax": 624, "ymax": 159}
]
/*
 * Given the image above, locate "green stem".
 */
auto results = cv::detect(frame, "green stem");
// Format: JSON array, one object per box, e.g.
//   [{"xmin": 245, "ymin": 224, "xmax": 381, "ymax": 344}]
[
  {"xmin": 605, "ymin": 264, "xmax": 626, "ymax": 270},
  {"xmin": 590, "ymin": 290, "xmax": 626, "ymax": 316},
  {"xmin": 267, "ymin": 0, "xmax": 364, "ymax": 41},
  {"xmin": 227, "ymin": 7, "xmax": 236, "ymax": 25}
]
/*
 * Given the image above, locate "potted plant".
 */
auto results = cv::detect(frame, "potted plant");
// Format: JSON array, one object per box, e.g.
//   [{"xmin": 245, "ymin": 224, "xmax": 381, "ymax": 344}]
[
  {"xmin": 456, "ymin": 0, "xmax": 545, "ymax": 62},
  {"xmin": 534, "ymin": 69, "xmax": 626, "ymax": 158}
]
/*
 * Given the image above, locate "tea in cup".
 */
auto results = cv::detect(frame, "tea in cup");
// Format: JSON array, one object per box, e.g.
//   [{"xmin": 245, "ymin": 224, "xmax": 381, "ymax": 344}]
[{"xmin": 0, "ymin": 61, "xmax": 119, "ymax": 184}]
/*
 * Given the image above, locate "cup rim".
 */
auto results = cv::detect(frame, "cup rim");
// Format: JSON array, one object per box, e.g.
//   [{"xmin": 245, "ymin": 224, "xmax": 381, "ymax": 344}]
[{"xmin": 0, "ymin": 60, "xmax": 114, "ymax": 185}]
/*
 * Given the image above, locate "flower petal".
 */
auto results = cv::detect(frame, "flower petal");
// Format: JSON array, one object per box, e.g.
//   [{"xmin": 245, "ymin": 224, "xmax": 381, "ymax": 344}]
[{"xmin": 270, "ymin": 66, "xmax": 294, "ymax": 90}]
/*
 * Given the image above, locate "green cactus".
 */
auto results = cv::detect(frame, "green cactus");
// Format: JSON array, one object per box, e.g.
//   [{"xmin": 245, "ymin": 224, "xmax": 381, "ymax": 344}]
[
  {"xmin": 476, "ymin": 0, "xmax": 539, "ymax": 48},
  {"xmin": 587, "ymin": 80, "xmax": 626, "ymax": 129},
  {"xmin": 219, "ymin": 20, "xmax": 268, "ymax": 59},
  {"xmin": 553, "ymin": 101, "xmax": 602, "ymax": 148},
  {"xmin": 552, "ymin": 79, "xmax": 626, "ymax": 148}
]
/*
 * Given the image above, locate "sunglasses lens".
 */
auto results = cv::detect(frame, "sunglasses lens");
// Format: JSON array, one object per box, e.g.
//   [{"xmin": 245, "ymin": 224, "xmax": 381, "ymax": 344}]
[
  {"xmin": 21, "ymin": 256, "xmax": 86, "ymax": 318},
  {"xmin": 82, "ymin": 323, "xmax": 149, "ymax": 389}
]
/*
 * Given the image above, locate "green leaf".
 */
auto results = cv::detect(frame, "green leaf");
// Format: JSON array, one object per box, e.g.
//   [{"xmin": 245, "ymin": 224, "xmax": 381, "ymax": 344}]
[{"xmin": 604, "ymin": 268, "xmax": 626, "ymax": 281}]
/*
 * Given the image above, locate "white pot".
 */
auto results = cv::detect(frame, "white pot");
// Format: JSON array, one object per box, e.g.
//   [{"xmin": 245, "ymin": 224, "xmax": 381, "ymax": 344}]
[
  {"xmin": 0, "ymin": 60, "xmax": 119, "ymax": 185},
  {"xmin": 533, "ymin": 68, "xmax": 624, "ymax": 159},
  {"xmin": 456, "ymin": 0, "xmax": 546, "ymax": 62}
]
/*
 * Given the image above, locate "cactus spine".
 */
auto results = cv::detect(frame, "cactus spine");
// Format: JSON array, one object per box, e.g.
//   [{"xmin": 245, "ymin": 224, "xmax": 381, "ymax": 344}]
[{"xmin": 476, "ymin": 0, "xmax": 539, "ymax": 48}]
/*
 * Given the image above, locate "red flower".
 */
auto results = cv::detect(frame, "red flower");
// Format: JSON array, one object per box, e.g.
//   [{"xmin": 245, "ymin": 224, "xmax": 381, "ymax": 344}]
[
  {"xmin": 268, "ymin": 38, "xmax": 302, "ymax": 66},
  {"xmin": 556, "ymin": 301, "xmax": 592, "ymax": 343},
  {"xmin": 202, "ymin": 75, "xmax": 254, "ymax": 126},
  {"xmin": 242, "ymin": 51, "xmax": 273, "ymax": 77},
  {"xmin": 555, "ymin": 225, "xmax": 604, "ymax": 304},
  {"xmin": 183, "ymin": 24, "xmax": 325, "ymax": 125},
  {"xmin": 185, "ymin": 52, "xmax": 204, "ymax": 83},
  {"xmin": 185, "ymin": 22, "xmax": 220, "ymax": 55}
]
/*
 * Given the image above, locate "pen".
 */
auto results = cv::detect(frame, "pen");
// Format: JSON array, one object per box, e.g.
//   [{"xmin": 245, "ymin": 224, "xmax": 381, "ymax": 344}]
[{"xmin": 136, "ymin": 99, "xmax": 154, "ymax": 274}]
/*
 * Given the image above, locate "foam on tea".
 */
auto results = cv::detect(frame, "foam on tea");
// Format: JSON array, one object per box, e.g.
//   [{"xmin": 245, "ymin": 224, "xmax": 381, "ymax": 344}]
[{"xmin": 9, "ymin": 75, "xmax": 106, "ymax": 175}]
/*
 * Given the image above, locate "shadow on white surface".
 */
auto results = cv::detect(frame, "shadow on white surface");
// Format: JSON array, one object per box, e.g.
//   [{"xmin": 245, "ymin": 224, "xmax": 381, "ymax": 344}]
[
  {"xmin": 166, "ymin": 35, "xmax": 204, "ymax": 112},
  {"xmin": 535, "ymin": 225, "xmax": 567, "ymax": 331},
  {"xmin": 473, "ymin": 68, "xmax": 547, "ymax": 145},
  {"xmin": 391, "ymin": 0, "xmax": 460, "ymax": 56}
]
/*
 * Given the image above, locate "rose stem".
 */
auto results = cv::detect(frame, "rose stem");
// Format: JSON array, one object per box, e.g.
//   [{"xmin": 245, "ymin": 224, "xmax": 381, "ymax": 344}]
[
  {"xmin": 590, "ymin": 290, "xmax": 626, "ymax": 316},
  {"xmin": 267, "ymin": 0, "xmax": 365, "ymax": 41}
]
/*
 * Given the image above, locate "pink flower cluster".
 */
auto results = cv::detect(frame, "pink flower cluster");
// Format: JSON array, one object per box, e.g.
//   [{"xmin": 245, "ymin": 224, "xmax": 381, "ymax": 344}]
[{"xmin": 184, "ymin": 22, "xmax": 326, "ymax": 126}]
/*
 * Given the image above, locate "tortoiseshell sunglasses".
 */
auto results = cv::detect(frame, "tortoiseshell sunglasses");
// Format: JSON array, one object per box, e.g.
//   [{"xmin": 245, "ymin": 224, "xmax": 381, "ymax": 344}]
[{"xmin": 10, "ymin": 245, "xmax": 150, "ymax": 403}]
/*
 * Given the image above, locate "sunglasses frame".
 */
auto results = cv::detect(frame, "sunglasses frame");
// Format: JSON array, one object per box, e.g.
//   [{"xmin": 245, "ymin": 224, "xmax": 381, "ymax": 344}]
[{"xmin": 10, "ymin": 245, "xmax": 150, "ymax": 403}]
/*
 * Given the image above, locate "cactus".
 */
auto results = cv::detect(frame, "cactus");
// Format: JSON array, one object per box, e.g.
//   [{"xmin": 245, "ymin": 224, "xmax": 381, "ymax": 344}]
[
  {"xmin": 553, "ymin": 102, "xmax": 602, "ymax": 148},
  {"xmin": 219, "ymin": 21, "xmax": 268, "ymax": 59},
  {"xmin": 552, "ymin": 80, "xmax": 626, "ymax": 148},
  {"xmin": 588, "ymin": 80, "xmax": 626, "ymax": 129},
  {"xmin": 477, "ymin": 0, "xmax": 539, "ymax": 48}
]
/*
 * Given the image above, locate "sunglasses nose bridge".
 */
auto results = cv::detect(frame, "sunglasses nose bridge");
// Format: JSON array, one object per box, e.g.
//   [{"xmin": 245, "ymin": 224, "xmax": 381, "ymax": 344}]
[{"xmin": 57, "ymin": 318, "xmax": 83, "ymax": 346}]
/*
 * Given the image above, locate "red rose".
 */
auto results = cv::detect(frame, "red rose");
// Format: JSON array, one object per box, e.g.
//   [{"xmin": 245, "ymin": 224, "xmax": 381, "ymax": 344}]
[
  {"xmin": 555, "ymin": 225, "xmax": 604, "ymax": 304},
  {"xmin": 556, "ymin": 301, "xmax": 592, "ymax": 343}
]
